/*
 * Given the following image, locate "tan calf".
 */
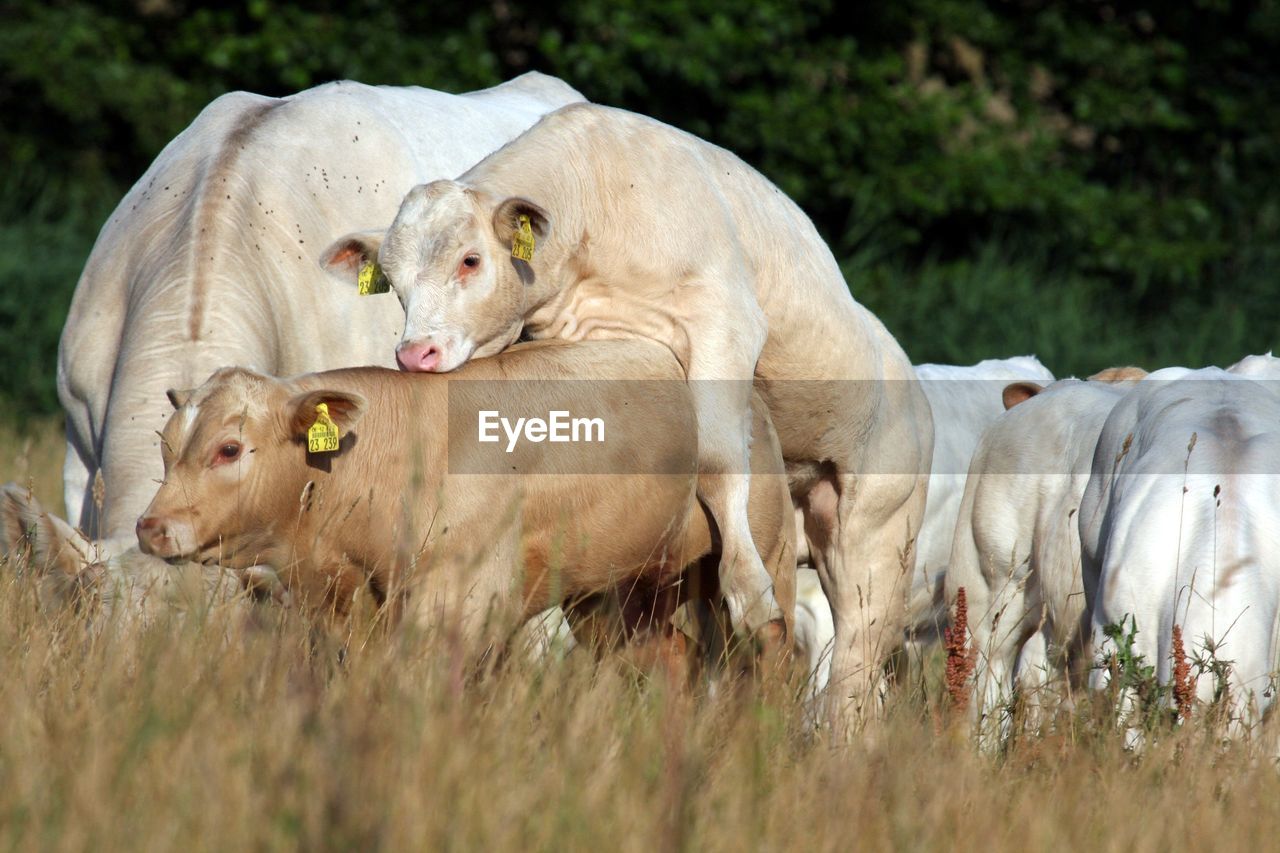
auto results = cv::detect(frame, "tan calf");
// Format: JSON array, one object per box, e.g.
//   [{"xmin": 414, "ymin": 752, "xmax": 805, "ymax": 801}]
[{"xmin": 136, "ymin": 339, "xmax": 794, "ymax": 658}]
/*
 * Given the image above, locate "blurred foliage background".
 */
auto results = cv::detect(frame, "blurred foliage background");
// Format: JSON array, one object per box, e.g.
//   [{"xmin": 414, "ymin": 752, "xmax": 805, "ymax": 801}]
[{"xmin": 2, "ymin": 0, "xmax": 1279, "ymax": 416}]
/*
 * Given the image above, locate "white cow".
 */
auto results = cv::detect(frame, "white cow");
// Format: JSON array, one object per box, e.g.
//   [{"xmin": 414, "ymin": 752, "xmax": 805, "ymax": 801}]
[
  {"xmin": 910, "ymin": 357, "xmax": 1056, "ymax": 641},
  {"xmin": 1081, "ymin": 355, "xmax": 1280, "ymax": 737},
  {"xmin": 58, "ymin": 73, "xmax": 583, "ymax": 562},
  {"xmin": 945, "ymin": 368, "xmax": 1145, "ymax": 737},
  {"xmin": 792, "ymin": 356, "xmax": 1056, "ymax": 692},
  {"xmin": 324, "ymin": 102, "xmax": 933, "ymax": 724}
]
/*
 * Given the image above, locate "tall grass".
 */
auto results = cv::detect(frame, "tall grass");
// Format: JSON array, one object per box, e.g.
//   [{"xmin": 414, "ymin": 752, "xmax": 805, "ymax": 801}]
[
  {"xmin": 0, "ymin": 415, "xmax": 63, "ymax": 514},
  {"xmin": 0, "ymin": 544, "xmax": 1277, "ymax": 851},
  {"xmin": 0, "ymin": 421, "xmax": 1278, "ymax": 850}
]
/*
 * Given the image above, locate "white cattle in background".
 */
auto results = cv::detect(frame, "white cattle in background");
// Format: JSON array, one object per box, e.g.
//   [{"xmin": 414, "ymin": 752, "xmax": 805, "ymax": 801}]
[
  {"xmin": 794, "ymin": 568, "xmax": 836, "ymax": 701},
  {"xmin": 792, "ymin": 356, "xmax": 1055, "ymax": 694},
  {"xmin": 910, "ymin": 357, "xmax": 1056, "ymax": 641},
  {"xmin": 945, "ymin": 370, "xmax": 1144, "ymax": 738},
  {"xmin": 1081, "ymin": 354, "xmax": 1280, "ymax": 738}
]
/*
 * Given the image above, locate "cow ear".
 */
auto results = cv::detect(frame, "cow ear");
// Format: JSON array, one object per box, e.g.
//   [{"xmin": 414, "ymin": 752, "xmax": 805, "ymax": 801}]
[
  {"xmin": 1002, "ymin": 381, "xmax": 1044, "ymax": 410},
  {"xmin": 0, "ymin": 482, "xmax": 96, "ymax": 585},
  {"xmin": 285, "ymin": 389, "xmax": 368, "ymax": 440},
  {"xmin": 167, "ymin": 388, "xmax": 194, "ymax": 409},
  {"xmin": 492, "ymin": 197, "xmax": 552, "ymax": 250},
  {"xmin": 319, "ymin": 231, "xmax": 385, "ymax": 285}
]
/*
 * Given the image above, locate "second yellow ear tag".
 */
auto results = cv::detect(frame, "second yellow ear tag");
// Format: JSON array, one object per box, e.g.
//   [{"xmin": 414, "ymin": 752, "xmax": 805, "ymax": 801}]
[
  {"xmin": 357, "ymin": 259, "xmax": 390, "ymax": 295},
  {"xmin": 511, "ymin": 214, "xmax": 535, "ymax": 262},
  {"xmin": 307, "ymin": 403, "xmax": 341, "ymax": 453}
]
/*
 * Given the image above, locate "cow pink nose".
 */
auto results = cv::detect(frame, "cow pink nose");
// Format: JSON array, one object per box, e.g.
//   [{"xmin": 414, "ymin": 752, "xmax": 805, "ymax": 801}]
[
  {"xmin": 136, "ymin": 515, "xmax": 165, "ymax": 553},
  {"xmin": 397, "ymin": 342, "xmax": 442, "ymax": 372}
]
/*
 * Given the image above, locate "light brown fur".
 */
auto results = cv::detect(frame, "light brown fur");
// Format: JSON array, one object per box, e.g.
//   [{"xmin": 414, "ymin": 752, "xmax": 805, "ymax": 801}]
[{"xmin": 137, "ymin": 339, "xmax": 794, "ymax": 657}]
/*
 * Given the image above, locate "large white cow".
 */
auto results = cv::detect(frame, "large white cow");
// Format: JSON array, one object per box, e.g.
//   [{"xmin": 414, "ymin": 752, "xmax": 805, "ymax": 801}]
[
  {"xmin": 945, "ymin": 369, "xmax": 1144, "ymax": 737},
  {"xmin": 58, "ymin": 73, "xmax": 583, "ymax": 559},
  {"xmin": 1081, "ymin": 355, "xmax": 1280, "ymax": 737},
  {"xmin": 323, "ymin": 102, "xmax": 933, "ymax": 724}
]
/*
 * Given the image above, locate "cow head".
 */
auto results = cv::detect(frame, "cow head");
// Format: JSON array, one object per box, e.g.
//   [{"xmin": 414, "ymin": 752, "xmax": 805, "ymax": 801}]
[
  {"xmin": 1, "ymin": 483, "xmax": 104, "ymax": 608},
  {"xmin": 136, "ymin": 367, "xmax": 366, "ymax": 569},
  {"xmin": 320, "ymin": 180, "xmax": 551, "ymax": 373}
]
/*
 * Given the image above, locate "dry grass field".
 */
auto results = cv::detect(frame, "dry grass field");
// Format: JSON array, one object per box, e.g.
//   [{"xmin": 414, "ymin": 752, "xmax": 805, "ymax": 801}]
[
  {"xmin": 1, "ymin": 417, "xmax": 1279, "ymax": 851},
  {"xmin": 0, "ymin": 418, "xmax": 63, "ymax": 516}
]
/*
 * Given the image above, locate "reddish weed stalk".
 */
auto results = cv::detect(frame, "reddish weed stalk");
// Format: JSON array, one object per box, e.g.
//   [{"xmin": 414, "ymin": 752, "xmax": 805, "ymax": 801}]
[
  {"xmin": 1172, "ymin": 623, "xmax": 1194, "ymax": 721},
  {"xmin": 944, "ymin": 587, "xmax": 978, "ymax": 711}
]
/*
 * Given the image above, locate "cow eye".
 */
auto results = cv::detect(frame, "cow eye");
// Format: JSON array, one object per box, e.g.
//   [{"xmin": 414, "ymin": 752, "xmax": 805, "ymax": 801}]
[
  {"xmin": 462, "ymin": 254, "xmax": 480, "ymax": 269},
  {"xmin": 217, "ymin": 442, "xmax": 242, "ymax": 463}
]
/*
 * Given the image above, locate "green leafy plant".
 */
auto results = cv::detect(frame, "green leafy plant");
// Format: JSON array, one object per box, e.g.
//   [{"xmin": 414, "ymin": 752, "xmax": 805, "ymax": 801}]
[{"xmin": 1099, "ymin": 614, "xmax": 1166, "ymax": 734}]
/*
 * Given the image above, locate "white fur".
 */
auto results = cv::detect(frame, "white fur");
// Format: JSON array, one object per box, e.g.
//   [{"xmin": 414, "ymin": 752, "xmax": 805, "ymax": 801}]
[
  {"xmin": 947, "ymin": 377, "xmax": 1134, "ymax": 739},
  {"xmin": 1081, "ymin": 357, "xmax": 1280, "ymax": 737},
  {"xmin": 910, "ymin": 356, "xmax": 1057, "ymax": 637}
]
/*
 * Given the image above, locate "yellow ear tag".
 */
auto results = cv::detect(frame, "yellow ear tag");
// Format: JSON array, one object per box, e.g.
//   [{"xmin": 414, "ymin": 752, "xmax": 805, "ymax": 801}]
[
  {"xmin": 357, "ymin": 259, "xmax": 390, "ymax": 295},
  {"xmin": 307, "ymin": 403, "xmax": 341, "ymax": 454},
  {"xmin": 511, "ymin": 214, "xmax": 535, "ymax": 262}
]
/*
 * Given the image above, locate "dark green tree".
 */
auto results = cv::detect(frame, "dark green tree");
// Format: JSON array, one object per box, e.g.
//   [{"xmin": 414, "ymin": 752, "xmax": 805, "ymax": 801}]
[{"xmin": 3, "ymin": 0, "xmax": 1279, "ymax": 415}]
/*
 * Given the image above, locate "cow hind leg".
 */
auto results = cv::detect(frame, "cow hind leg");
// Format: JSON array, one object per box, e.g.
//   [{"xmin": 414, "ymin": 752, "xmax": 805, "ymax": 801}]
[
  {"xmin": 696, "ymin": 465, "xmax": 781, "ymax": 638},
  {"xmin": 1013, "ymin": 630, "xmax": 1052, "ymax": 736},
  {"xmin": 966, "ymin": 569, "xmax": 1032, "ymax": 743},
  {"xmin": 62, "ymin": 427, "xmax": 95, "ymax": 534},
  {"xmin": 815, "ymin": 470, "xmax": 925, "ymax": 732}
]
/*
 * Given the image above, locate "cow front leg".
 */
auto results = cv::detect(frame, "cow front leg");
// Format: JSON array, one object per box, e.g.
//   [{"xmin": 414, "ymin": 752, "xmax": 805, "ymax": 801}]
[
  {"xmin": 684, "ymin": 304, "xmax": 782, "ymax": 642},
  {"xmin": 408, "ymin": 518, "xmax": 525, "ymax": 667}
]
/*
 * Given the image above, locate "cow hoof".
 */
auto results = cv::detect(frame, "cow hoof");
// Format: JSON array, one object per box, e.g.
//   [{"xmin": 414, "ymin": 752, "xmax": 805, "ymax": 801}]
[{"xmin": 752, "ymin": 618, "xmax": 791, "ymax": 670}]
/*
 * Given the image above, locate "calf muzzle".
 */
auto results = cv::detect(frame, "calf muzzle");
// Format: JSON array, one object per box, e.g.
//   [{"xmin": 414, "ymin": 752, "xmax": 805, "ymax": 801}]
[
  {"xmin": 396, "ymin": 340, "xmax": 444, "ymax": 372},
  {"xmin": 136, "ymin": 514, "xmax": 183, "ymax": 560}
]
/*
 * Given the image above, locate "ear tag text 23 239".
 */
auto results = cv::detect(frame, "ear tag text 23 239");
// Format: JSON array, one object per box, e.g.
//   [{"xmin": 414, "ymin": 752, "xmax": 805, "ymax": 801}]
[
  {"xmin": 511, "ymin": 214, "xmax": 535, "ymax": 262},
  {"xmin": 307, "ymin": 403, "xmax": 341, "ymax": 454},
  {"xmin": 357, "ymin": 259, "xmax": 390, "ymax": 295}
]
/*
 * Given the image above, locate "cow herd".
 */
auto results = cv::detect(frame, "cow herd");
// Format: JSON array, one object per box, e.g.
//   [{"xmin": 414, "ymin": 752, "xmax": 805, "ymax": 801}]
[{"xmin": 3, "ymin": 72, "xmax": 1279, "ymax": 743}]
